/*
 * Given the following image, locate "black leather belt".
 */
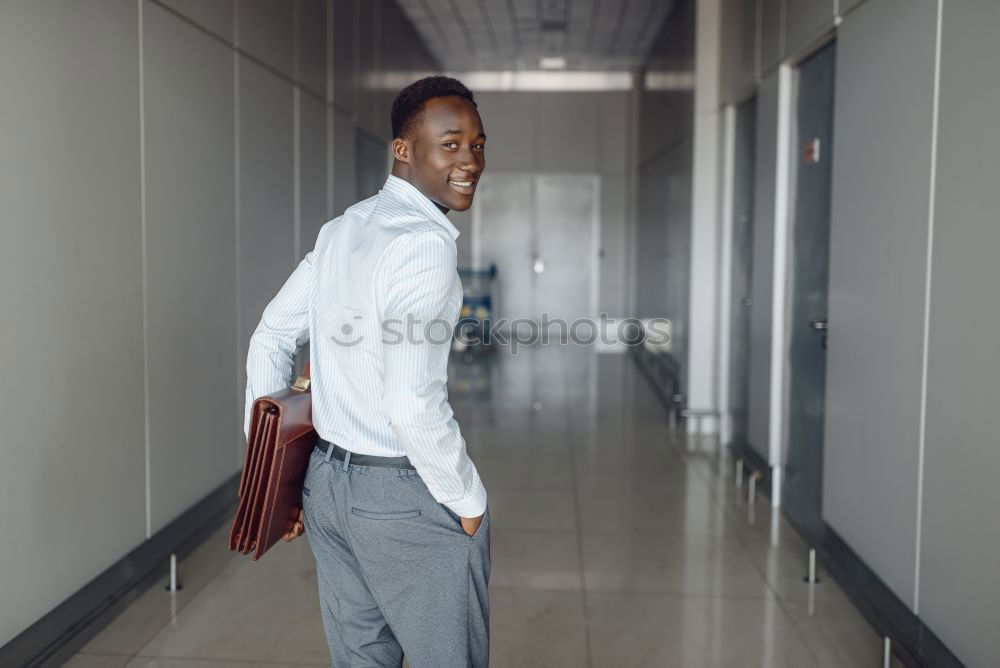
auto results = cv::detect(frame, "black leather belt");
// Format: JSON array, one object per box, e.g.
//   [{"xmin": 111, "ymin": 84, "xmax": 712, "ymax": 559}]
[{"xmin": 315, "ymin": 439, "xmax": 415, "ymax": 470}]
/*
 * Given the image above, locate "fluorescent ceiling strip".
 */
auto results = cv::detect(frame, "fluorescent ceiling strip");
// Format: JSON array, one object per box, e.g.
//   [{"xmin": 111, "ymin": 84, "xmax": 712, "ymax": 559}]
[
  {"xmin": 642, "ymin": 71, "xmax": 696, "ymax": 91},
  {"xmin": 364, "ymin": 70, "xmax": 637, "ymax": 92},
  {"xmin": 451, "ymin": 70, "xmax": 634, "ymax": 91}
]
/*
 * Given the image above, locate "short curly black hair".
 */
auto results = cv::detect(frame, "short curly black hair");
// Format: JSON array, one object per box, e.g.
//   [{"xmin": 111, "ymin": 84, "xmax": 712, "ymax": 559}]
[{"xmin": 391, "ymin": 76, "xmax": 476, "ymax": 139}]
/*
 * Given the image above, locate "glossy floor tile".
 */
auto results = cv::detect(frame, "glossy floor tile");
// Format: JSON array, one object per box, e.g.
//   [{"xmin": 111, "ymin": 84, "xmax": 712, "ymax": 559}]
[{"xmin": 68, "ymin": 348, "xmax": 890, "ymax": 667}]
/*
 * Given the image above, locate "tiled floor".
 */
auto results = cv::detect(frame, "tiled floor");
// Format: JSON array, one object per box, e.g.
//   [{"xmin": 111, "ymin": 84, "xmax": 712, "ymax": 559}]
[{"xmin": 67, "ymin": 347, "xmax": 898, "ymax": 667}]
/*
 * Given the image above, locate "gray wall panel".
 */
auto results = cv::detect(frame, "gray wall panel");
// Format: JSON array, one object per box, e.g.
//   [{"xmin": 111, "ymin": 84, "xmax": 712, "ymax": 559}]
[
  {"xmin": 238, "ymin": 58, "xmax": 296, "ymax": 411},
  {"xmin": 596, "ymin": 90, "xmax": 630, "ymax": 316},
  {"xmin": 160, "ymin": 0, "xmax": 233, "ymax": 41},
  {"xmin": 822, "ymin": 0, "xmax": 938, "ymax": 609},
  {"xmin": 466, "ymin": 92, "xmax": 631, "ymax": 316},
  {"xmin": 599, "ymin": 174, "xmax": 629, "ymax": 316},
  {"xmin": 237, "ymin": 0, "xmax": 294, "ymax": 79},
  {"xmin": 740, "ymin": 0, "xmax": 758, "ymax": 89},
  {"xmin": 638, "ymin": 91, "xmax": 693, "ymax": 166},
  {"xmin": 379, "ymin": 0, "xmax": 439, "ymax": 126},
  {"xmin": 356, "ymin": 130, "xmax": 389, "ymax": 199},
  {"xmin": 635, "ymin": 136, "xmax": 692, "ymax": 384},
  {"xmin": 839, "ymin": 0, "xmax": 866, "ymax": 15},
  {"xmin": 599, "ymin": 93, "xmax": 629, "ymax": 175},
  {"xmin": 300, "ymin": 92, "xmax": 329, "ymax": 256},
  {"xmin": 759, "ymin": 0, "xmax": 782, "ymax": 75},
  {"xmin": 636, "ymin": 1, "xmax": 694, "ymax": 379},
  {"xmin": 356, "ymin": 0, "xmax": 379, "ymax": 137},
  {"xmin": 476, "ymin": 92, "xmax": 537, "ymax": 175},
  {"xmin": 331, "ymin": 106, "xmax": 358, "ymax": 215},
  {"xmin": 0, "ymin": 0, "xmax": 442, "ymax": 649},
  {"xmin": 919, "ymin": 2, "xmax": 1000, "ymax": 664},
  {"xmin": 332, "ymin": 0, "xmax": 356, "ymax": 117},
  {"xmin": 747, "ymin": 72, "xmax": 777, "ymax": 462},
  {"xmin": 537, "ymin": 93, "xmax": 600, "ymax": 172},
  {"xmin": 0, "ymin": 0, "xmax": 146, "ymax": 646},
  {"xmin": 784, "ymin": 0, "xmax": 834, "ymax": 57},
  {"xmin": 636, "ymin": 157, "xmax": 671, "ymax": 319},
  {"xmin": 297, "ymin": 0, "xmax": 328, "ymax": 97},
  {"xmin": 720, "ymin": 0, "xmax": 758, "ymax": 103},
  {"xmin": 143, "ymin": 3, "xmax": 238, "ymax": 533}
]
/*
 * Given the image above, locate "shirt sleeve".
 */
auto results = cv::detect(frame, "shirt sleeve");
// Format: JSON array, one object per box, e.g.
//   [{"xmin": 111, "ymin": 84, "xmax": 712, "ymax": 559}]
[
  {"xmin": 380, "ymin": 231, "xmax": 487, "ymax": 517},
  {"xmin": 243, "ymin": 249, "xmax": 314, "ymax": 438}
]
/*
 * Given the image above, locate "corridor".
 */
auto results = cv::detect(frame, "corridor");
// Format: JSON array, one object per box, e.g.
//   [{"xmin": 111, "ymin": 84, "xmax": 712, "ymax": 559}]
[{"xmin": 66, "ymin": 348, "xmax": 892, "ymax": 668}]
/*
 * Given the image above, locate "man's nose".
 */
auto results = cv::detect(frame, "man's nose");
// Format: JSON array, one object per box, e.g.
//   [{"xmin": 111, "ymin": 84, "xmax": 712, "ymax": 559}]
[{"xmin": 456, "ymin": 148, "xmax": 481, "ymax": 174}]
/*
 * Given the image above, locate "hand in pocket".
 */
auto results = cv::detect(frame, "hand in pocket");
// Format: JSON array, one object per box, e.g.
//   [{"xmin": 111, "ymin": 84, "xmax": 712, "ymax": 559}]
[{"xmin": 460, "ymin": 513, "xmax": 484, "ymax": 537}]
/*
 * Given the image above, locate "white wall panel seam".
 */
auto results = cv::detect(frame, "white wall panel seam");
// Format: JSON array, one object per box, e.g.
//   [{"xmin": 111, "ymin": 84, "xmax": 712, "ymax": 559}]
[
  {"xmin": 767, "ymin": 64, "xmax": 792, "ymax": 500},
  {"xmin": 912, "ymin": 0, "xmax": 944, "ymax": 617},
  {"xmin": 717, "ymin": 104, "xmax": 737, "ymax": 444},
  {"xmin": 138, "ymin": 0, "xmax": 152, "ymax": 539}
]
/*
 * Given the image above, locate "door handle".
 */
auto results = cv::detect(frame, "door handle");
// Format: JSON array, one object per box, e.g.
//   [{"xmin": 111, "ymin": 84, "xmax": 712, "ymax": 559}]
[{"xmin": 809, "ymin": 319, "xmax": 828, "ymax": 331}]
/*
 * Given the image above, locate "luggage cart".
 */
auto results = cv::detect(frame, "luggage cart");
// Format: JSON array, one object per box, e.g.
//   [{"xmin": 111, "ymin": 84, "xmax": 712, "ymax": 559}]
[{"xmin": 454, "ymin": 264, "xmax": 497, "ymax": 356}]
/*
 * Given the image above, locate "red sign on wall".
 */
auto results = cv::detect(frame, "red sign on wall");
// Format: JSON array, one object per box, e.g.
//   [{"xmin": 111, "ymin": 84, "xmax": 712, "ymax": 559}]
[{"xmin": 804, "ymin": 138, "xmax": 821, "ymax": 165}]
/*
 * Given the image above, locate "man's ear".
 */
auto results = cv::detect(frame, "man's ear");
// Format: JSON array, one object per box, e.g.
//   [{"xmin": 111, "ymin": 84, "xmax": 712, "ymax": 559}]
[{"xmin": 391, "ymin": 137, "xmax": 410, "ymax": 163}]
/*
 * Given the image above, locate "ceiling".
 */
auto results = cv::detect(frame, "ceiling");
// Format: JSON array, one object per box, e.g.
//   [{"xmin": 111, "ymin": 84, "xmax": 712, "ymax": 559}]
[{"xmin": 394, "ymin": 0, "xmax": 676, "ymax": 72}]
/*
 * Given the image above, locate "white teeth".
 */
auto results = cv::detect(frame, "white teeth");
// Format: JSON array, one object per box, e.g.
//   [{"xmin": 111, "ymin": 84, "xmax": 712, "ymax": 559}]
[{"xmin": 450, "ymin": 180, "xmax": 473, "ymax": 187}]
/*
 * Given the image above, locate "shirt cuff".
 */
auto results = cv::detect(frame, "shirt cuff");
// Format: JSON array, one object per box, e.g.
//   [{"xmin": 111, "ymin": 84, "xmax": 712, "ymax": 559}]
[{"xmin": 443, "ymin": 478, "xmax": 488, "ymax": 517}]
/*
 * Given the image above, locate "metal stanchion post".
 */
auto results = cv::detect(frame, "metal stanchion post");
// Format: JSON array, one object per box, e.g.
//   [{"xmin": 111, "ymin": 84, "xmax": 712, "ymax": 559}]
[{"xmin": 165, "ymin": 553, "xmax": 183, "ymax": 592}]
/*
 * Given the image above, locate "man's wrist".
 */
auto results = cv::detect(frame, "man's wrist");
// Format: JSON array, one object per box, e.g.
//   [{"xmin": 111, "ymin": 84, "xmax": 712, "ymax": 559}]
[{"xmin": 444, "ymin": 478, "xmax": 487, "ymax": 518}]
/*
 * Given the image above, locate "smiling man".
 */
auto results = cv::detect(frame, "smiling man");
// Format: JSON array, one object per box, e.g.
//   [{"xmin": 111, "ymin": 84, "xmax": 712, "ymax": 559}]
[{"xmin": 243, "ymin": 76, "xmax": 490, "ymax": 667}]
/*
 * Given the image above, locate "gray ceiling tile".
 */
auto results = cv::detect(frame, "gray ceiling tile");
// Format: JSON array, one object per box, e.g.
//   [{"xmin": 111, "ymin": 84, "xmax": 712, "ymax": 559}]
[{"xmin": 394, "ymin": 0, "xmax": 672, "ymax": 71}]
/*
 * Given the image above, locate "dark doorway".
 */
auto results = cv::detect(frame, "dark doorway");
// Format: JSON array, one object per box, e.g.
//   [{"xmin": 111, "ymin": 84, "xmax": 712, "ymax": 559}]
[
  {"xmin": 727, "ymin": 97, "xmax": 757, "ymax": 451},
  {"xmin": 783, "ymin": 41, "xmax": 836, "ymax": 538}
]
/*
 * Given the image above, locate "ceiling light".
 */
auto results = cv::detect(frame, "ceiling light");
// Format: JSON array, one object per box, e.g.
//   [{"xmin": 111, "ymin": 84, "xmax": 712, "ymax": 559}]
[{"xmin": 539, "ymin": 56, "xmax": 567, "ymax": 70}]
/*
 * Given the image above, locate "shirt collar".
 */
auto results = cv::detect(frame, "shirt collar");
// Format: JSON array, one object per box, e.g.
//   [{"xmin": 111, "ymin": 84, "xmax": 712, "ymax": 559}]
[{"xmin": 381, "ymin": 174, "xmax": 460, "ymax": 240}]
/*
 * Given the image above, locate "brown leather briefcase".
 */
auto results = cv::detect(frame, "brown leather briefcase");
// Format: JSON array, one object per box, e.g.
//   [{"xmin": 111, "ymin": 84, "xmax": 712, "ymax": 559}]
[{"xmin": 229, "ymin": 362, "xmax": 317, "ymax": 560}]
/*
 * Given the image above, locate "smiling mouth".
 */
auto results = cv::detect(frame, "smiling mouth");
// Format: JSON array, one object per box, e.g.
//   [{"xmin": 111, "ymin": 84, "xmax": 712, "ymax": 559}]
[{"xmin": 448, "ymin": 179, "xmax": 476, "ymax": 193}]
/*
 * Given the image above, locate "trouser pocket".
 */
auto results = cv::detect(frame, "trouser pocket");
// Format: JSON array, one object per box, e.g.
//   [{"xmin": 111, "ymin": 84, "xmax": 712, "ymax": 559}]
[{"xmin": 350, "ymin": 507, "xmax": 421, "ymax": 520}]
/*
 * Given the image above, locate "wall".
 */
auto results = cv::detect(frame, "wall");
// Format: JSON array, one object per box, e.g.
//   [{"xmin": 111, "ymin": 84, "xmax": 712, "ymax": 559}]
[
  {"xmin": 712, "ymin": 0, "xmax": 1000, "ymax": 664},
  {"xmin": 822, "ymin": 0, "xmax": 937, "ymax": 611},
  {"xmin": 448, "ymin": 91, "xmax": 633, "ymax": 318},
  {"xmin": 719, "ymin": 0, "xmax": 756, "ymax": 103},
  {"xmin": 919, "ymin": 1, "xmax": 1000, "ymax": 666},
  {"xmin": 0, "ymin": 0, "xmax": 146, "ymax": 649},
  {"xmin": 635, "ymin": 0, "xmax": 695, "ymax": 383},
  {"xmin": 754, "ymin": 0, "xmax": 839, "ymax": 81},
  {"xmin": 0, "ymin": 0, "xmax": 436, "ymax": 649}
]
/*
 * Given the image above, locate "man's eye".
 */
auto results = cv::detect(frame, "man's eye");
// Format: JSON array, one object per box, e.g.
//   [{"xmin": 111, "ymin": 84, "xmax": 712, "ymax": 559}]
[
  {"xmin": 443, "ymin": 141, "xmax": 458, "ymax": 149},
  {"xmin": 473, "ymin": 144, "xmax": 486, "ymax": 151}
]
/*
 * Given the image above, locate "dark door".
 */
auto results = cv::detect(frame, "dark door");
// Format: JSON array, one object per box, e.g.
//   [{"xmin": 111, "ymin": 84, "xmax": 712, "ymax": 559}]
[
  {"xmin": 727, "ymin": 98, "xmax": 757, "ymax": 450},
  {"xmin": 783, "ymin": 42, "xmax": 836, "ymax": 538}
]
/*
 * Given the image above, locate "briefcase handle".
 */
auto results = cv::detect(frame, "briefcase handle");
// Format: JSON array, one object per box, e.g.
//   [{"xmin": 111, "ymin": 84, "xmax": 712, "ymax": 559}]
[{"xmin": 291, "ymin": 362, "xmax": 311, "ymax": 392}]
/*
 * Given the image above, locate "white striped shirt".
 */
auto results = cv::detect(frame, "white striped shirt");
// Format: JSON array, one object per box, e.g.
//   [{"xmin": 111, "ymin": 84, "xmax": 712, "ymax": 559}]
[{"xmin": 243, "ymin": 174, "xmax": 487, "ymax": 517}]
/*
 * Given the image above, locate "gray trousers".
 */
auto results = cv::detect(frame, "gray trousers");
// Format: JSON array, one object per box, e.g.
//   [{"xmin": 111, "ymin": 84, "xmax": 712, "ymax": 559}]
[{"xmin": 301, "ymin": 445, "xmax": 491, "ymax": 667}]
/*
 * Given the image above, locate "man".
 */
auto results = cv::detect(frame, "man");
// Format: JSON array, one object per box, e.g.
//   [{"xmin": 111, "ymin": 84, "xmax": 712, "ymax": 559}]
[{"xmin": 243, "ymin": 76, "xmax": 489, "ymax": 667}]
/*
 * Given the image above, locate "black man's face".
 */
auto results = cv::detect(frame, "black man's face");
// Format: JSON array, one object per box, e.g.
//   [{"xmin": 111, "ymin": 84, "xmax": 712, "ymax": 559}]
[{"xmin": 405, "ymin": 96, "xmax": 486, "ymax": 212}]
